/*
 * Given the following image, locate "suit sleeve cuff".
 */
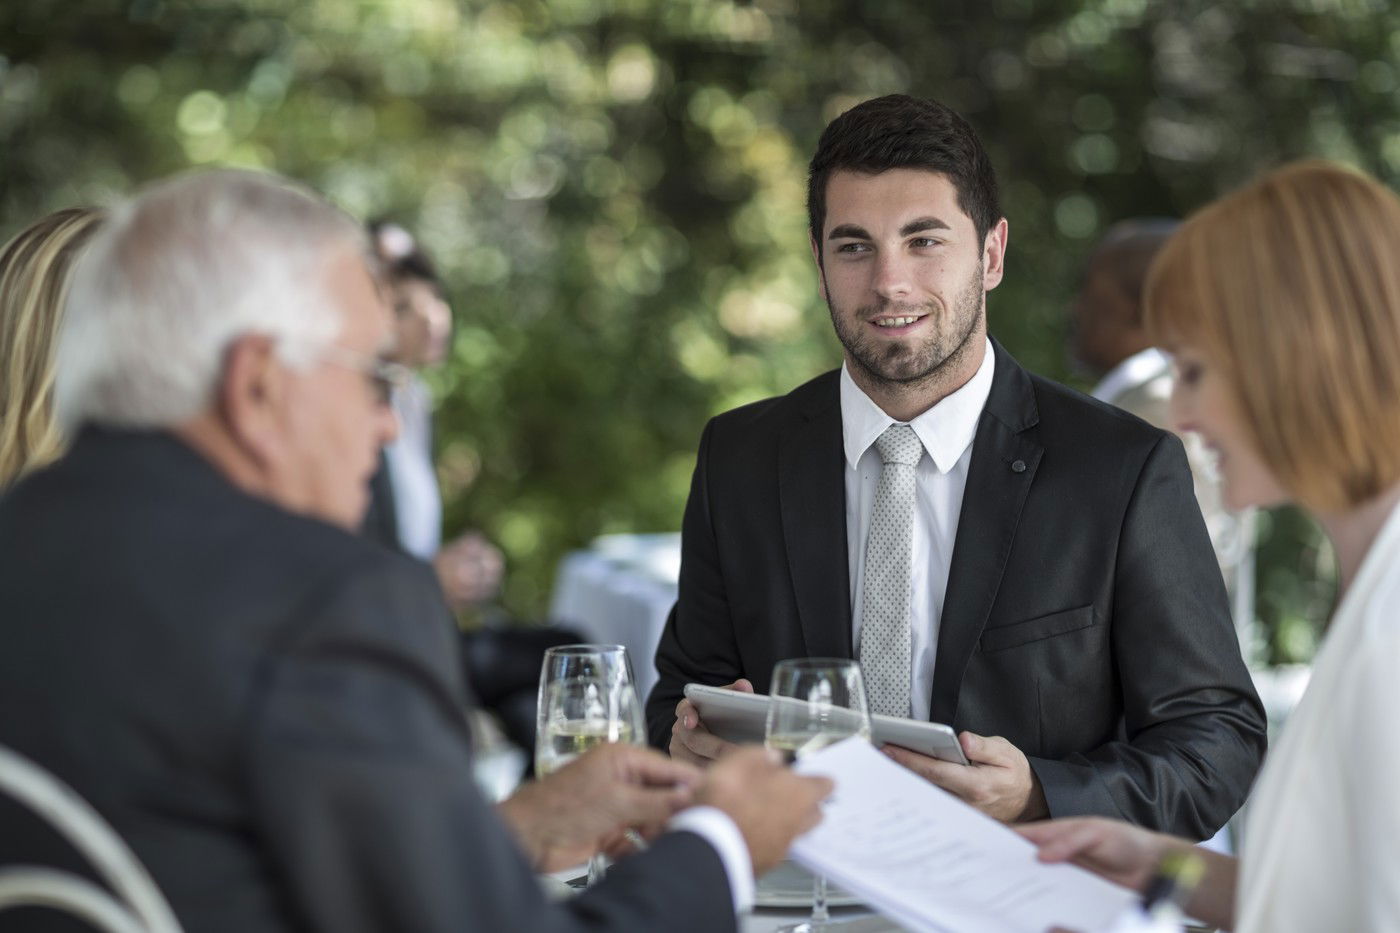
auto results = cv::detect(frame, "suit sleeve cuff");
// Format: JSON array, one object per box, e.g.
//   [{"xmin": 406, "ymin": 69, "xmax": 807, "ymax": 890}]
[
  {"xmin": 1027, "ymin": 755, "xmax": 1116, "ymax": 819},
  {"xmin": 667, "ymin": 805, "xmax": 754, "ymax": 913}
]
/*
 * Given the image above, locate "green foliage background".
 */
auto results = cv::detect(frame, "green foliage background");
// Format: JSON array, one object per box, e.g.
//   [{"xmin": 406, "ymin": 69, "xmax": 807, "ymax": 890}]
[{"xmin": 4, "ymin": 0, "xmax": 1362, "ymax": 660}]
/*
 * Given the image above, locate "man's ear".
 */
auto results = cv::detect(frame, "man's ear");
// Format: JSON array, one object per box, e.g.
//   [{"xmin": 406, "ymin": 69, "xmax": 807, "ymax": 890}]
[
  {"xmin": 982, "ymin": 217, "xmax": 1009, "ymax": 292},
  {"xmin": 217, "ymin": 334, "xmax": 288, "ymax": 470},
  {"xmin": 810, "ymin": 233, "xmax": 828, "ymax": 302}
]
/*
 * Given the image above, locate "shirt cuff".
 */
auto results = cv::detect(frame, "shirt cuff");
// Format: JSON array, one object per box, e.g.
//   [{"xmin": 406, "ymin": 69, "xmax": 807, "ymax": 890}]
[{"xmin": 667, "ymin": 805, "xmax": 755, "ymax": 913}]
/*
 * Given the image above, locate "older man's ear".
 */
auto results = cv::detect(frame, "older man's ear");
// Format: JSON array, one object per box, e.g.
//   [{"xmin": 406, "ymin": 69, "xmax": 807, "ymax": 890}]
[
  {"xmin": 216, "ymin": 334, "xmax": 291, "ymax": 467},
  {"xmin": 176, "ymin": 333, "xmax": 293, "ymax": 502}
]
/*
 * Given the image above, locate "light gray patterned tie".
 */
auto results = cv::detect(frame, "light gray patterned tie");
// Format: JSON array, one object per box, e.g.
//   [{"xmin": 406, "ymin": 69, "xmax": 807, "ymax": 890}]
[{"xmin": 858, "ymin": 423, "xmax": 922, "ymax": 718}]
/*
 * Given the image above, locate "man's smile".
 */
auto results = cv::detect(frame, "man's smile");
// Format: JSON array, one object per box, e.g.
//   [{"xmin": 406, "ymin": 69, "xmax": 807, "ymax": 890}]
[{"xmin": 868, "ymin": 312, "xmax": 929, "ymax": 335}]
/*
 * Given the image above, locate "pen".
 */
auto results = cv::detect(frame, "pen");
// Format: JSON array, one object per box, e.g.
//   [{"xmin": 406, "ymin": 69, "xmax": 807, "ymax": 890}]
[{"xmin": 1139, "ymin": 849, "xmax": 1205, "ymax": 918}]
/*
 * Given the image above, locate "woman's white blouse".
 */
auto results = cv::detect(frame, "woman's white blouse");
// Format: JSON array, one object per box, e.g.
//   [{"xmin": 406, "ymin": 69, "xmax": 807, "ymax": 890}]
[{"xmin": 1238, "ymin": 502, "xmax": 1400, "ymax": 932}]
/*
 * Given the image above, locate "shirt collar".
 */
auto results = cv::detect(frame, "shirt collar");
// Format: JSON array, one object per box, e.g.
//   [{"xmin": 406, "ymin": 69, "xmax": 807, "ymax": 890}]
[
  {"xmin": 839, "ymin": 337, "xmax": 996, "ymax": 475},
  {"xmin": 1090, "ymin": 346, "xmax": 1170, "ymax": 403}
]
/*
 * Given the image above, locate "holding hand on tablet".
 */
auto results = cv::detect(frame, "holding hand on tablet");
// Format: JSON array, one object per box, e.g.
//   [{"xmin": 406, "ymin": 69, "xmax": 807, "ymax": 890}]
[
  {"xmin": 669, "ymin": 677, "xmax": 754, "ymax": 765},
  {"xmin": 884, "ymin": 731, "xmax": 1048, "ymax": 823}
]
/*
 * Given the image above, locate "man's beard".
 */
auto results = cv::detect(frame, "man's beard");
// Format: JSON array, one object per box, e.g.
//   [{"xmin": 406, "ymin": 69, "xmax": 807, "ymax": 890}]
[{"xmin": 829, "ymin": 263, "xmax": 986, "ymax": 388}]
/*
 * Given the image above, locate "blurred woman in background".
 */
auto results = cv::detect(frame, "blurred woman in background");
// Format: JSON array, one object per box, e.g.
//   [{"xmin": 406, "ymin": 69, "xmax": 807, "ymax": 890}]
[
  {"xmin": 1022, "ymin": 161, "xmax": 1400, "ymax": 931},
  {"xmin": 364, "ymin": 220, "xmax": 577, "ymax": 763},
  {"xmin": 0, "ymin": 208, "xmax": 104, "ymax": 489},
  {"xmin": 365, "ymin": 219, "xmax": 506, "ymax": 607}
]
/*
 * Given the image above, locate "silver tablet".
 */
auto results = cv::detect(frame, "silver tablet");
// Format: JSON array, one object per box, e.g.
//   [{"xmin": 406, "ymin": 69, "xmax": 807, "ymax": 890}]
[{"xmin": 683, "ymin": 683, "xmax": 969, "ymax": 765}]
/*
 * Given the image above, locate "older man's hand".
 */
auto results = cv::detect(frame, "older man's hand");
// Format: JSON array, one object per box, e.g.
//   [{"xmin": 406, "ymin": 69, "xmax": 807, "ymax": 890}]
[
  {"xmin": 883, "ymin": 731, "xmax": 1048, "ymax": 823},
  {"xmin": 668, "ymin": 678, "xmax": 753, "ymax": 766},
  {"xmin": 498, "ymin": 743, "xmax": 701, "ymax": 872},
  {"xmin": 694, "ymin": 746, "xmax": 833, "ymax": 875}
]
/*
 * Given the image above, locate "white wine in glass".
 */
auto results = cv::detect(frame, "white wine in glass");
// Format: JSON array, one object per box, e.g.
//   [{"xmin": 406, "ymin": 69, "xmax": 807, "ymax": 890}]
[
  {"xmin": 765, "ymin": 729, "xmax": 853, "ymax": 765},
  {"xmin": 765, "ymin": 658, "xmax": 871, "ymax": 932},
  {"xmin": 535, "ymin": 677, "xmax": 641, "ymax": 776}
]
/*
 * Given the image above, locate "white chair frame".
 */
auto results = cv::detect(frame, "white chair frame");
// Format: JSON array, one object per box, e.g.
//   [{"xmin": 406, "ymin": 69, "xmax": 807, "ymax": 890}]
[{"xmin": 0, "ymin": 745, "xmax": 183, "ymax": 933}]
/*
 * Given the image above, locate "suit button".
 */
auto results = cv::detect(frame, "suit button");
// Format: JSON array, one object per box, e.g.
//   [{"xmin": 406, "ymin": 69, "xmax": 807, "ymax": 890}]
[{"xmin": 1011, "ymin": 459, "xmax": 1026, "ymax": 473}]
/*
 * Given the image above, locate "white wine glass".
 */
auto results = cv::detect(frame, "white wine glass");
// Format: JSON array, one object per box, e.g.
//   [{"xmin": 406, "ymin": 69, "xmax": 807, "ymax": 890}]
[
  {"xmin": 765, "ymin": 658, "xmax": 871, "ymax": 932},
  {"xmin": 534, "ymin": 643, "xmax": 639, "ymax": 773},
  {"xmin": 535, "ymin": 644, "xmax": 646, "ymax": 885}
]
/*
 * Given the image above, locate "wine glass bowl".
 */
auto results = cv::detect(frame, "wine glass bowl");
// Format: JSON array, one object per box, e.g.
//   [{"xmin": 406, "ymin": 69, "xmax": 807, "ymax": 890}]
[
  {"xmin": 536, "ymin": 644, "xmax": 635, "ymax": 696},
  {"xmin": 536, "ymin": 675, "xmax": 643, "ymax": 776},
  {"xmin": 765, "ymin": 658, "xmax": 872, "ymax": 761}
]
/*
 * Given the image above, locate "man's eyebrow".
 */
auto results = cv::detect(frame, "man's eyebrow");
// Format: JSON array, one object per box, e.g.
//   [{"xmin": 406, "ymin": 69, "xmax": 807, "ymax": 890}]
[
  {"xmin": 827, "ymin": 223, "xmax": 870, "ymax": 240},
  {"xmin": 826, "ymin": 218, "xmax": 952, "ymax": 240},
  {"xmin": 900, "ymin": 216, "xmax": 951, "ymax": 236}
]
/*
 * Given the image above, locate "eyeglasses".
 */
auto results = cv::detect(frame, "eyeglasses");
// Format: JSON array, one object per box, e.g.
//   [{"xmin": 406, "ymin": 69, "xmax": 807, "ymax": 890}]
[{"xmin": 316, "ymin": 344, "xmax": 413, "ymax": 405}]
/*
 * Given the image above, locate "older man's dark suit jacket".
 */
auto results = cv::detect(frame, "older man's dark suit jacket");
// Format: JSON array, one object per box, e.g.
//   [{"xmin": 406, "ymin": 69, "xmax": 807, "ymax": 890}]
[
  {"xmin": 647, "ymin": 339, "xmax": 1266, "ymax": 839},
  {"xmin": 0, "ymin": 429, "xmax": 734, "ymax": 933}
]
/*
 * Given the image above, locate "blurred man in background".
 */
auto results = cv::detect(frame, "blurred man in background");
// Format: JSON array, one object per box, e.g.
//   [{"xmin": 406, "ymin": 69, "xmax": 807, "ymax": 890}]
[
  {"xmin": 0, "ymin": 169, "xmax": 829, "ymax": 933},
  {"xmin": 1070, "ymin": 219, "xmax": 1255, "ymax": 630}
]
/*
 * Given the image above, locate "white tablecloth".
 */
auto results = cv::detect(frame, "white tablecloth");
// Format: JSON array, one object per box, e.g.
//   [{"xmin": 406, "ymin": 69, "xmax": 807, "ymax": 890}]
[
  {"xmin": 743, "ymin": 907, "xmax": 901, "ymax": 932},
  {"xmin": 548, "ymin": 533, "xmax": 682, "ymax": 702}
]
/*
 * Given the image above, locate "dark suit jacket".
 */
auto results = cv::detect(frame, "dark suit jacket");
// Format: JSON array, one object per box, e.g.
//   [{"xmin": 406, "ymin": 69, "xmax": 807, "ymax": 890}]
[
  {"xmin": 647, "ymin": 340, "xmax": 1266, "ymax": 839},
  {"xmin": 0, "ymin": 429, "xmax": 734, "ymax": 933},
  {"xmin": 359, "ymin": 450, "xmax": 402, "ymax": 553}
]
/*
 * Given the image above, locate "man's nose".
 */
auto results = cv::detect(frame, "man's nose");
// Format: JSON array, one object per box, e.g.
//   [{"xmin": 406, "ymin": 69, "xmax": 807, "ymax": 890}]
[{"xmin": 873, "ymin": 250, "xmax": 914, "ymax": 302}]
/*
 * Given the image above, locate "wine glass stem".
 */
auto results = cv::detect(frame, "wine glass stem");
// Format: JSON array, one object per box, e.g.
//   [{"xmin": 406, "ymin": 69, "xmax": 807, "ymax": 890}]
[
  {"xmin": 811, "ymin": 873, "xmax": 829, "ymax": 923},
  {"xmin": 587, "ymin": 853, "xmax": 606, "ymax": 886}
]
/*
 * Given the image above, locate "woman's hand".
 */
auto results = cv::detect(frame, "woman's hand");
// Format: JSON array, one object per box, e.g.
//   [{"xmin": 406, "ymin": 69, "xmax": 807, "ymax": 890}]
[
  {"xmin": 1017, "ymin": 817, "xmax": 1171, "ymax": 893},
  {"xmin": 1018, "ymin": 817, "xmax": 1240, "ymax": 931}
]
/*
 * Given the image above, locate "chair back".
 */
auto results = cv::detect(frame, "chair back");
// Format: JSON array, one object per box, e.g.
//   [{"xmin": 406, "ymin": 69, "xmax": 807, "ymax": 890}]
[{"xmin": 0, "ymin": 745, "xmax": 183, "ymax": 933}]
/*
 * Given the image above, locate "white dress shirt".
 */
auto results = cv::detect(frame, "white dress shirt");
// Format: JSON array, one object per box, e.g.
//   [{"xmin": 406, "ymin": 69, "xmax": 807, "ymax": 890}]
[{"xmin": 842, "ymin": 339, "xmax": 995, "ymax": 721}]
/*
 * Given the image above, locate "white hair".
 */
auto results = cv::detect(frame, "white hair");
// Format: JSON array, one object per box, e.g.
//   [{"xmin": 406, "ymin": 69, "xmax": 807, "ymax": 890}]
[{"xmin": 55, "ymin": 169, "xmax": 369, "ymax": 430}]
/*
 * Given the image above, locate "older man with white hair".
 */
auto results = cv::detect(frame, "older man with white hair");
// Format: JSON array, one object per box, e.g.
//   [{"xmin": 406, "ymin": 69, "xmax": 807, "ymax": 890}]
[{"xmin": 0, "ymin": 169, "xmax": 829, "ymax": 933}]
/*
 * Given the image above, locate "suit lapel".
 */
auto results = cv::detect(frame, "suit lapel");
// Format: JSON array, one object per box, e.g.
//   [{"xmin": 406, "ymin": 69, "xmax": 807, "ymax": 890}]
[
  {"xmin": 929, "ymin": 340, "xmax": 1043, "ymax": 724},
  {"xmin": 778, "ymin": 374, "xmax": 853, "ymax": 660}
]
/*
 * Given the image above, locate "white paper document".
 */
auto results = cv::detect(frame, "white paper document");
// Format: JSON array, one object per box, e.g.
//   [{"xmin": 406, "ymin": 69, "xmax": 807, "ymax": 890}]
[{"xmin": 791, "ymin": 738, "xmax": 1137, "ymax": 933}]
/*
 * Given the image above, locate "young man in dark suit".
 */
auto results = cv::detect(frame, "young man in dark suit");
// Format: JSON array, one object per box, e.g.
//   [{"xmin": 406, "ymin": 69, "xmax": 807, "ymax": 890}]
[
  {"xmin": 0, "ymin": 169, "xmax": 829, "ymax": 933},
  {"xmin": 648, "ymin": 95, "xmax": 1265, "ymax": 839}
]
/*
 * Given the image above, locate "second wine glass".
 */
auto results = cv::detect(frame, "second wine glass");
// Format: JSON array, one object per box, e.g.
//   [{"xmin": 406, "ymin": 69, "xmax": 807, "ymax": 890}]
[{"xmin": 765, "ymin": 658, "xmax": 871, "ymax": 932}]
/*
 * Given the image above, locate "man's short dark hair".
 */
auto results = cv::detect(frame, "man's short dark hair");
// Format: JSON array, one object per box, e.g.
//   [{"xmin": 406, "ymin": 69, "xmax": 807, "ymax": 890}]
[{"xmin": 807, "ymin": 95, "xmax": 1002, "ymax": 253}]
